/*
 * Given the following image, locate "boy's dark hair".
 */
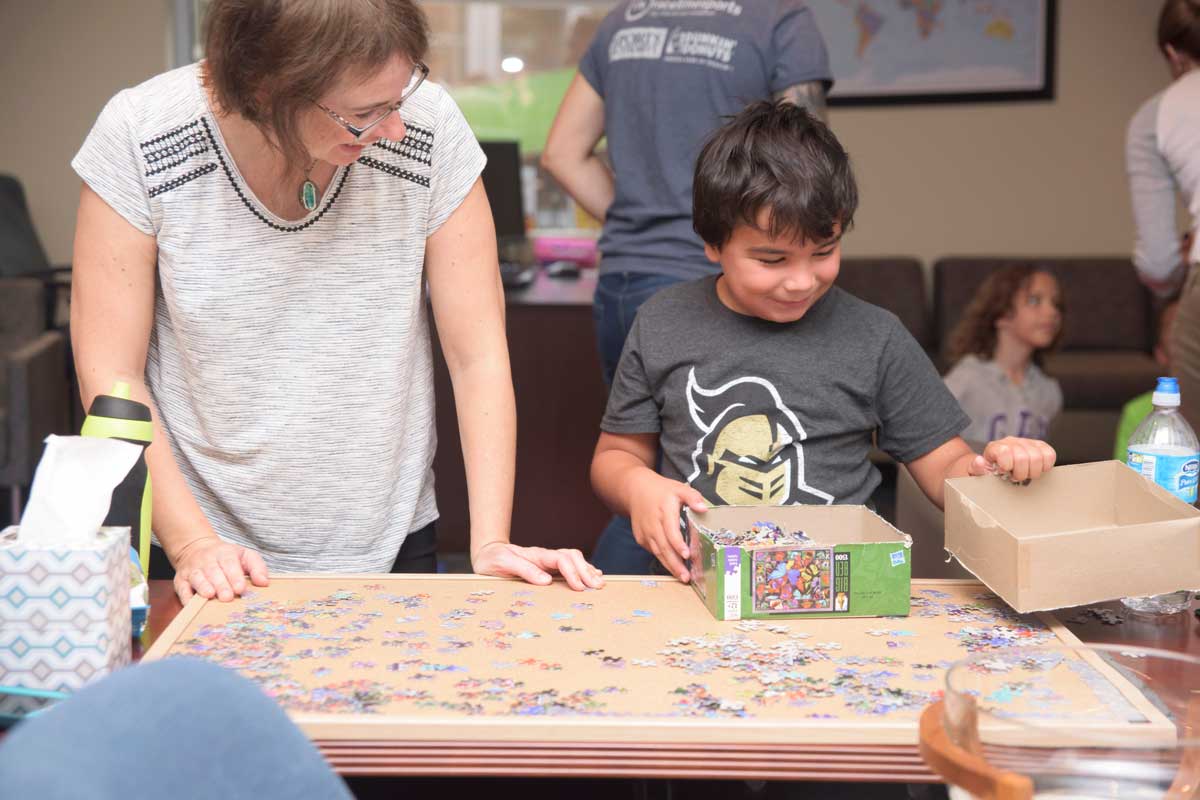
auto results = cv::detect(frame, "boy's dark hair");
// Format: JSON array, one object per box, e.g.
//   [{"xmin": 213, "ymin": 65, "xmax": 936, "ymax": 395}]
[
  {"xmin": 946, "ymin": 265, "xmax": 1065, "ymax": 367},
  {"xmin": 692, "ymin": 100, "xmax": 858, "ymax": 248}
]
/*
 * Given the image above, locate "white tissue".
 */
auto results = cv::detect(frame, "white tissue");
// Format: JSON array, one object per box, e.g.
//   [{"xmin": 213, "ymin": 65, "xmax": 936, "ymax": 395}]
[{"xmin": 18, "ymin": 435, "xmax": 142, "ymax": 546}]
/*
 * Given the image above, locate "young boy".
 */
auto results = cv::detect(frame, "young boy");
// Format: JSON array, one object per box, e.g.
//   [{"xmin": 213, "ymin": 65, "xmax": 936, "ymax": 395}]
[{"xmin": 590, "ymin": 101, "xmax": 1057, "ymax": 582}]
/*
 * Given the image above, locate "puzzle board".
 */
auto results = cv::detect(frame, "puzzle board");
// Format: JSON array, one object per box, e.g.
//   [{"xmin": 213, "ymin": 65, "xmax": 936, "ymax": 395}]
[{"xmin": 143, "ymin": 577, "xmax": 1173, "ymax": 745}]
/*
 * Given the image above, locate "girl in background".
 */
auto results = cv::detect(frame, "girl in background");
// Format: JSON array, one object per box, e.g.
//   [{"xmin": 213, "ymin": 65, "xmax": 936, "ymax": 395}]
[{"xmin": 944, "ymin": 266, "xmax": 1065, "ymax": 446}]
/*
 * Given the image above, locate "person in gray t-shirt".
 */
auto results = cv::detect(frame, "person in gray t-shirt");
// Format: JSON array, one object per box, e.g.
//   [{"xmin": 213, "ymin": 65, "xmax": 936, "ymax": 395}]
[
  {"xmin": 544, "ymin": 0, "xmax": 832, "ymax": 573},
  {"xmin": 591, "ymin": 102, "xmax": 1058, "ymax": 582}
]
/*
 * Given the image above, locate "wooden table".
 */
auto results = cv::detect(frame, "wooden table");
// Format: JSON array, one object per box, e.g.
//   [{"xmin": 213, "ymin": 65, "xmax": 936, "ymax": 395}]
[{"xmin": 138, "ymin": 581, "xmax": 1200, "ymax": 782}]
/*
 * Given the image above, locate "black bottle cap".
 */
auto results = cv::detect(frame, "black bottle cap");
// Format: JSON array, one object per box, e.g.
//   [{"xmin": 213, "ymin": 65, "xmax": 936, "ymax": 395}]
[{"xmin": 88, "ymin": 395, "xmax": 151, "ymax": 422}]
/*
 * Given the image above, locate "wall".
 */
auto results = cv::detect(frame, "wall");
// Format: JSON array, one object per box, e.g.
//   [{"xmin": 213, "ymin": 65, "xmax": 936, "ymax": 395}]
[
  {"xmin": 0, "ymin": 1, "xmax": 171, "ymax": 266},
  {"xmin": 0, "ymin": 1, "xmax": 1178, "ymax": 268},
  {"xmin": 831, "ymin": 1, "xmax": 1172, "ymax": 266}
]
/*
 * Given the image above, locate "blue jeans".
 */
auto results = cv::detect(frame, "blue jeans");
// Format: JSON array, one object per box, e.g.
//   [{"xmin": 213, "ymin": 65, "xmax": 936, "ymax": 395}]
[
  {"xmin": 592, "ymin": 272, "xmax": 681, "ymax": 575},
  {"xmin": 0, "ymin": 658, "xmax": 352, "ymax": 799}
]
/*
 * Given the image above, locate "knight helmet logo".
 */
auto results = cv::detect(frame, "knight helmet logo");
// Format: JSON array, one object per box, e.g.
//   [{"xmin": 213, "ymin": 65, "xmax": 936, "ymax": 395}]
[{"xmin": 685, "ymin": 369, "xmax": 833, "ymax": 506}]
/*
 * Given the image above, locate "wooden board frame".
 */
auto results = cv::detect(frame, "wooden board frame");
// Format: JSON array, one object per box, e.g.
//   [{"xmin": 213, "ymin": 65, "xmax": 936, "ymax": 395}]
[{"xmin": 144, "ymin": 577, "xmax": 1175, "ymax": 774}]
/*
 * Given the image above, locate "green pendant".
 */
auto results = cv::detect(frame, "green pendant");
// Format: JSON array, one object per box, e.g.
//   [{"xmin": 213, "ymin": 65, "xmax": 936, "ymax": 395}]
[{"xmin": 300, "ymin": 179, "xmax": 318, "ymax": 211}]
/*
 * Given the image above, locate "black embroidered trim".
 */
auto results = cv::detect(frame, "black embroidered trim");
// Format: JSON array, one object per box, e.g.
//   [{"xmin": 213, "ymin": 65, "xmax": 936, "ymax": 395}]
[
  {"xmin": 144, "ymin": 131, "xmax": 207, "ymax": 164},
  {"xmin": 372, "ymin": 138, "xmax": 433, "ymax": 165},
  {"xmin": 146, "ymin": 144, "xmax": 212, "ymax": 176},
  {"xmin": 358, "ymin": 156, "xmax": 430, "ymax": 188},
  {"xmin": 404, "ymin": 122, "xmax": 434, "ymax": 140},
  {"xmin": 147, "ymin": 162, "xmax": 218, "ymax": 197},
  {"xmin": 198, "ymin": 116, "xmax": 349, "ymax": 233},
  {"xmin": 139, "ymin": 119, "xmax": 202, "ymax": 151}
]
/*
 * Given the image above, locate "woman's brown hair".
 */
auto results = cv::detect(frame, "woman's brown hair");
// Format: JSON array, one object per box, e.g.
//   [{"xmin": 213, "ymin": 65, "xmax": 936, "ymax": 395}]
[
  {"xmin": 203, "ymin": 0, "xmax": 429, "ymax": 173},
  {"xmin": 1158, "ymin": 0, "xmax": 1200, "ymax": 61},
  {"xmin": 946, "ymin": 265, "xmax": 1065, "ymax": 367}
]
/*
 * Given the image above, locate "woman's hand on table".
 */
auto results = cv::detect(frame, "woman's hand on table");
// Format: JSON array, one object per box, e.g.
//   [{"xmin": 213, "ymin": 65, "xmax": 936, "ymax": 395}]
[
  {"xmin": 472, "ymin": 541, "xmax": 605, "ymax": 591},
  {"xmin": 171, "ymin": 536, "xmax": 270, "ymax": 603}
]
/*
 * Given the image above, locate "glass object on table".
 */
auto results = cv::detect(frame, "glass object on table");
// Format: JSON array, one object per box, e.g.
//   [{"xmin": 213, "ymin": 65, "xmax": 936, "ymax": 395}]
[{"xmin": 921, "ymin": 643, "xmax": 1200, "ymax": 799}]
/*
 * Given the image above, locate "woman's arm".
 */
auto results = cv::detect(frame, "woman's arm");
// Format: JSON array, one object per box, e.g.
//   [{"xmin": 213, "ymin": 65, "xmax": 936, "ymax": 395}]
[
  {"xmin": 71, "ymin": 184, "xmax": 268, "ymax": 603},
  {"xmin": 1126, "ymin": 96, "xmax": 1188, "ymax": 296},
  {"xmin": 541, "ymin": 74, "xmax": 614, "ymax": 222},
  {"xmin": 426, "ymin": 179, "xmax": 603, "ymax": 591}
]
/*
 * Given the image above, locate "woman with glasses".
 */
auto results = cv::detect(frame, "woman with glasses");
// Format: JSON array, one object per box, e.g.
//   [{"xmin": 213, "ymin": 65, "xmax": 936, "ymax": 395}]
[{"xmin": 70, "ymin": 0, "xmax": 603, "ymax": 604}]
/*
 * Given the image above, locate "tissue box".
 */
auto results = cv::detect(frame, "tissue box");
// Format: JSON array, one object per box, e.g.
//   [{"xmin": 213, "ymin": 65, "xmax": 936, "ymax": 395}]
[
  {"xmin": 0, "ymin": 525, "xmax": 132, "ymax": 692},
  {"xmin": 945, "ymin": 461, "xmax": 1200, "ymax": 612},
  {"xmin": 686, "ymin": 505, "xmax": 912, "ymax": 621}
]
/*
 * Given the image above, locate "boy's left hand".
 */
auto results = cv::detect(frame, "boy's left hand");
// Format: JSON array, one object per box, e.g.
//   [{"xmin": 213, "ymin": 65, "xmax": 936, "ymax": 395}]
[{"xmin": 968, "ymin": 436, "xmax": 1057, "ymax": 483}]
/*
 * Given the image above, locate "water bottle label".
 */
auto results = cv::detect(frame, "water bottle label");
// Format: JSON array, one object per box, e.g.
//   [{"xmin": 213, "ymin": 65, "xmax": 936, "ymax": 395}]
[{"xmin": 1126, "ymin": 448, "xmax": 1199, "ymax": 503}]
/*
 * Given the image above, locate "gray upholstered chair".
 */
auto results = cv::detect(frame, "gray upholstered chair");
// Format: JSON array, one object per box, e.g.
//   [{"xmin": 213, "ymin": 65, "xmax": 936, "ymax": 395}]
[
  {"xmin": 0, "ymin": 174, "xmax": 71, "ymax": 329},
  {"xmin": 1, "ymin": 278, "xmax": 69, "ymax": 519}
]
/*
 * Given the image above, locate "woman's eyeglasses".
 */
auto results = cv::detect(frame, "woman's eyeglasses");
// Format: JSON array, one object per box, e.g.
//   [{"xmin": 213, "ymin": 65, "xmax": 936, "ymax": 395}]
[{"xmin": 316, "ymin": 62, "xmax": 429, "ymax": 140}]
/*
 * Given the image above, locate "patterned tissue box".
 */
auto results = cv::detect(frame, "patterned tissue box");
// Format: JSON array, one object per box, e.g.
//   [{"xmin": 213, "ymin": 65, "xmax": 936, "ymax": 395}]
[{"xmin": 0, "ymin": 525, "xmax": 132, "ymax": 692}]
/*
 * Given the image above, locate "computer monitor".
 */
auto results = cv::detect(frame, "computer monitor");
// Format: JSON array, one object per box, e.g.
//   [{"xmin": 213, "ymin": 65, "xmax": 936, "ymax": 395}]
[{"xmin": 479, "ymin": 140, "xmax": 526, "ymax": 241}]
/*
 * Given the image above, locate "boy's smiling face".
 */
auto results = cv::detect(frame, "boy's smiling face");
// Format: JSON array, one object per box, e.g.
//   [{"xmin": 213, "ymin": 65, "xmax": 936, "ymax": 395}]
[{"xmin": 705, "ymin": 211, "xmax": 842, "ymax": 324}]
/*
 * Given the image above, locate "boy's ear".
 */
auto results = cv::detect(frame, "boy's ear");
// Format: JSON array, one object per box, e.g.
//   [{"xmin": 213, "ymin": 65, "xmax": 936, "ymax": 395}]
[{"xmin": 703, "ymin": 242, "xmax": 722, "ymax": 264}]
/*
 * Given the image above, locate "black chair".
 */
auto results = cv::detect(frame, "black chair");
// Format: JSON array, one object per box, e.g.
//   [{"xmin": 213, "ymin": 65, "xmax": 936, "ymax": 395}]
[
  {"xmin": 0, "ymin": 174, "xmax": 72, "ymax": 330},
  {"xmin": 0, "ymin": 175, "xmax": 73, "ymax": 521},
  {"xmin": 0, "ymin": 278, "xmax": 69, "ymax": 521}
]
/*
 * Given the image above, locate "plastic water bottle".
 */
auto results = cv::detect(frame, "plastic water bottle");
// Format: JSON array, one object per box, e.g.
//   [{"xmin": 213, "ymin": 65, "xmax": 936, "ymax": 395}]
[{"xmin": 1122, "ymin": 377, "xmax": 1198, "ymax": 615}]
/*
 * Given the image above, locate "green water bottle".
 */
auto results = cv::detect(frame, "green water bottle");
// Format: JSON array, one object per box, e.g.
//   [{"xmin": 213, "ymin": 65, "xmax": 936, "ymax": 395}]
[{"xmin": 81, "ymin": 381, "xmax": 153, "ymax": 575}]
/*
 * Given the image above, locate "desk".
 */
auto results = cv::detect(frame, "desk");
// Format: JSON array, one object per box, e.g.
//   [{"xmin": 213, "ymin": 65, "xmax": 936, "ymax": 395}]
[
  {"xmin": 138, "ymin": 580, "xmax": 1199, "ymax": 782},
  {"xmin": 431, "ymin": 269, "xmax": 611, "ymax": 555}
]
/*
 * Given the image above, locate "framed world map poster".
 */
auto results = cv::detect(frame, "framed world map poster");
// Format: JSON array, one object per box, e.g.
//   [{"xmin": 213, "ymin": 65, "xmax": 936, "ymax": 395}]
[{"xmin": 810, "ymin": 0, "xmax": 1057, "ymax": 105}]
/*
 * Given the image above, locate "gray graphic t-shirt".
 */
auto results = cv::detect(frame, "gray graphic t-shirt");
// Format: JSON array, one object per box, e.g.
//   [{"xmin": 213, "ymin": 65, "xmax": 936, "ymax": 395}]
[
  {"xmin": 580, "ymin": 0, "xmax": 831, "ymax": 280},
  {"xmin": 602, "ymin": 277, "xmax": 970, "ymax": 506},
  {"xmin": 943, "ymin": 355, "xmax": 1062, "ymax": 446}
]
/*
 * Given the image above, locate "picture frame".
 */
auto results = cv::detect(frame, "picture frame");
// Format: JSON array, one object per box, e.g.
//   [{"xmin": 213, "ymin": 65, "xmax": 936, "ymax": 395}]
[{"xmin": 812, "ymin": 0, "xmax": 1057, "ymax": 107}]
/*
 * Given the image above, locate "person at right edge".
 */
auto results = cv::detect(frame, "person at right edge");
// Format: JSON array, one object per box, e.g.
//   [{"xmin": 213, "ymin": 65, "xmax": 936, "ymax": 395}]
[
  {"xmin": 1126, "ymin": 0, "xmax": 1200, "ymax": 430},
  {"xmin": 542, "ymin": 0, "xmax": 833, "ymax": 575}
]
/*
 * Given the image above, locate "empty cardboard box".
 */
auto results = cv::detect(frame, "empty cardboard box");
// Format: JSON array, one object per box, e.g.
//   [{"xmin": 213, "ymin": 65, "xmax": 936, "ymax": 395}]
[
  {"xmin": 944, "ymin": 460, "xmax": 1200, "ymax": 613},
  {"xmin": 686, "ymin": 504, "xmax": 912, "ymax": 621}
]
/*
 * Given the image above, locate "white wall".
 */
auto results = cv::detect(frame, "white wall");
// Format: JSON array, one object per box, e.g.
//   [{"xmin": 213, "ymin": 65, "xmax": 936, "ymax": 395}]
[
  {"xmin": 0, "ymin": 1, "xmax": 170, "ymax": 266},
  {"xmin": 0, "ymin": 0, "xmax": 1179, "ymax": 268},
  {"xmin": 831, "ymin": 1, "xmax": 1173, "ymax": 266}
]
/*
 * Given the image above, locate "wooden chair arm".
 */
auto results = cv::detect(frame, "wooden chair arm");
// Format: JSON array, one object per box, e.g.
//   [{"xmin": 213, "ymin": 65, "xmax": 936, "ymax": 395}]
[{"xmin": 919, "ymin": 700, "xmax": 1033, "ymax": 800}]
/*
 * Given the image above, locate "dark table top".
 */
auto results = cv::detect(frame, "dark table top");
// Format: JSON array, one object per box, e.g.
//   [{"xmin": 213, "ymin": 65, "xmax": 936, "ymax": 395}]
[{"xmin": 503, "ymin": 268, "xmax": 597, "ymax": 307}]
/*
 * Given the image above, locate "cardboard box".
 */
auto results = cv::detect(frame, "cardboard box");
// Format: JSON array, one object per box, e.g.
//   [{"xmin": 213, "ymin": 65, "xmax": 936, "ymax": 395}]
[
  {"xmin": 686, "ymin": 505, "xmax": 912, "ymax": 620},
  {"xmin": 944, "ymin": 461, "xmax": 1200, "ymax": 613},
  {"xmin": 0, "ymin": 526, "xmax": 132, "ymax": 692}
]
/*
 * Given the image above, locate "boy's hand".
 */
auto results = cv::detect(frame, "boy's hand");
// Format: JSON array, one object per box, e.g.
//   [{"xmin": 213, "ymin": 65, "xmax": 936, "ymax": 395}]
[
  {"xmin": 628, "ymin": 473, "xmax": 708, "ymax": 582},
  {"xmin": 968, "ymin": 437, "xmax": 1057, "ymax": 483}
]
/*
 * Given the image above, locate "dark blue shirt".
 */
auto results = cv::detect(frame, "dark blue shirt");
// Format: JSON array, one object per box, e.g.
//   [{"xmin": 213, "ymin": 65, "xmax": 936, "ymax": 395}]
[{"xmin": 580, "ymin": 0, "xmax": 832, "ymax": 279}]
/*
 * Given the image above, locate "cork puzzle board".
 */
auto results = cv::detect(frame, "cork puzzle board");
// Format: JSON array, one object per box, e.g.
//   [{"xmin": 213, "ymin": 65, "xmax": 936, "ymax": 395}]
[{"xmin": 143, "ymin": 577, "xmax": 1173, "ymax": 745}]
